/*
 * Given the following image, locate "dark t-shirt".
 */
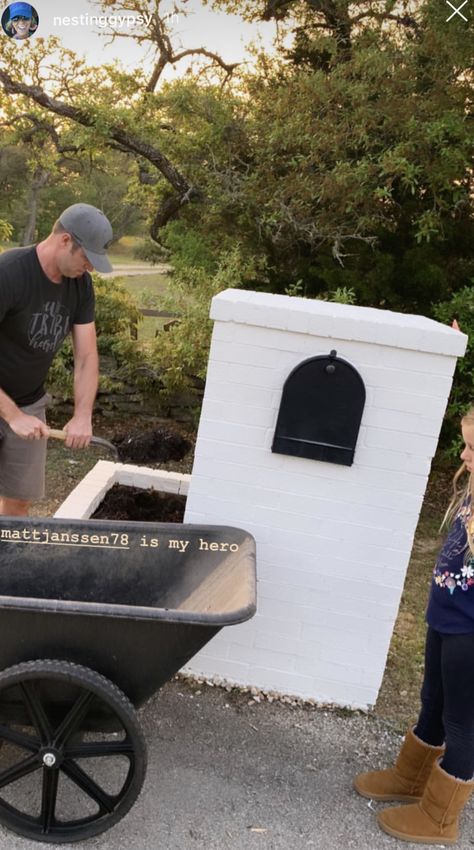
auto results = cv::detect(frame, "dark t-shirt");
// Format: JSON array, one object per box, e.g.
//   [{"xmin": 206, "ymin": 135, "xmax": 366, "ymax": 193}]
[
  {"xmin": 0, "ymin": 246, "xmax": 95, "ymax": 406},
  {"xmin": 426, "ymin": 498, "xmax": 474, "ymax": 633}
]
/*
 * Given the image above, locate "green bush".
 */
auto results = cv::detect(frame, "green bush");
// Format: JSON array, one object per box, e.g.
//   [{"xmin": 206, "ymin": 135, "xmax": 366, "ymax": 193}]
[
  {"xmin": 47, "ymin": 274, "xmax": 146, "ymax": 400},
  {"xmin": 0, "ymin": 221, "xmax": 13, "ymax": 243},
  {"xmin": 147, "ymin": 245, "xmax": 265, "ymax": 405},
  {"xmin": 133, "ymin": 238, "xmax": 167, "ymax": 265},
  {"xmin": 433, "ymin": 284, "xmax": 474, "ymax": 458}
]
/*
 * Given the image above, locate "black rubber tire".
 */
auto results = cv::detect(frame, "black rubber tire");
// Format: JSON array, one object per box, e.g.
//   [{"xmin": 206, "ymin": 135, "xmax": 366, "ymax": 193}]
[{"xmin": 0, "ymin": 659, "xmax": 147, "ymax": 843}]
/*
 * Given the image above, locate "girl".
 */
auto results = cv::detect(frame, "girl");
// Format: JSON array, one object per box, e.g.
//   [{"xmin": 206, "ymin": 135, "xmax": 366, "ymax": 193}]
[{"xmin": 353, "ymin": 407, "xmax": 474, "ymax": 844}]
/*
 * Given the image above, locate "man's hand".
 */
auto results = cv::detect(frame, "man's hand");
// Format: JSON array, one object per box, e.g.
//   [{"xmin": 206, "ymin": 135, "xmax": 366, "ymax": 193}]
[
  {"xmin": 63, "ymin": 416, "xmax": 93, "ymax": 449},
  {"xmin": 8, "ymin": 413, "xmax": 49, "ymax": 440}
]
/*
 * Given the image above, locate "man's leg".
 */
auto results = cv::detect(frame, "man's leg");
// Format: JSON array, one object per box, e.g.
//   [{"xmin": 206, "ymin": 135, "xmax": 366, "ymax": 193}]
[
  {"xmin": 0, "ymin": 497, "xmax": 31, "ymax": 516},
  {"xmin": 0, "ymin": 394, "xmax": 49, "ymax": 515}
]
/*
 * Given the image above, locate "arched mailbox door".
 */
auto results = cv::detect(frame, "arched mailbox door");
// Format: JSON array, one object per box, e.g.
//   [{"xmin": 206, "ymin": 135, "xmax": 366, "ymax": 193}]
[{"xmin": 272, "ymin": 350, "xmax": 366, "ymax": 466}]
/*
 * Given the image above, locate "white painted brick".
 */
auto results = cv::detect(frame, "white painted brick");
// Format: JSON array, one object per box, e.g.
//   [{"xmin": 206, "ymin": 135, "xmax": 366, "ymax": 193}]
[
  {"xmin": 256, "ymin": 563, "xmax": 401, "ymax": 600},
  {"xmin": 206, "ymin": 360, "xmax": 281, "ymax": 388},
  {"xmin": 197, "ymin": 419, "xmax": 268, "ymax": 448},
  {"xmin": 254, "ymin": 615, "xmax": 303, "ymax": 639},
  {"xmin": 183, "ymin": 502, "xmax": 413, "ymax": 566},
  {"xmin": 189, "ymin": 478, "xmax": 277, "ymax": 508},
  {"xmin": 377, "ymin": 346, "xmax": 456, "ymax": 376},
  {"xmin": 256, "ymin": 547, "xmax": 406, "ymax": 584},
  {"xmin": 188, "ymin": 636, "xmax": 231, "ymax": 662},
  {"xmin": 299, "ymin": 624, "xmax": 371, "ymax": 653},
  {"xmin": 363, "ymin": 427, "xmax": 439, "ymax": 457},
  {"xmin": 240, "ymin": 667, "xmax": 315, "ymax": 695},
  {"xmin": 254, "ymin": 597, "xmax": 312, "ymax": 623},
  {"xmin": 184, "ymin": 657, "xmax": 250, "ymax": 680},
  {"xmin": 293, "ymin": 654, "xmax": 363, "ymax": 686},
  {"xmin": 192, "ymin": 438, "xmax": 284, "ymax": 470},
  {"xmin": 365, "ymin": 408, "xmax": 444, "ymax": 438},
  {"xmin": 210, "ymin": 339, "xmax": 297, "ymax": 370},
  {"xmin": 179, "ymin": 478, "xmax": 190, "ymax": 496},
  {"xmin": 315, "ymin": 339, "xmax": 456, "ymax": 377},
  {"xmin": 184, "ymin": 493, "xmax": 415, "ymax": 549},
  {"xmin": 254, "ymin": 631, "xmax": 322, "ymax": 659},
  {"xmin": 114, "ymin": 470, "xmax": 136, "ymax": 485},
  {"xmin": 182, "ymin": 510, "xmax": 207, "ymax": 523},
  {"xmin": 311, "ymin": 680, "xmax": 377, "ymax": 709},
  {"xmin": 232, "ymin": 324, "xmax": 310, "ymax": 352},
  {"xmin": 222, "ymin": 627, "xmax": 257, "ymax": 649},
  {"xmin": 257, "ymin": 580, "xmax": 398, "ymax": 622},
  {"xmin": 354, "ymin": 446, "xmax": 432, "ymax": 475},
  {"xmin": 189, "ymin": 457, "xmax": 425, "ymax": 510},
  {"xmin": 204, "ymin": 381, "xmax": 274, "ymax": 408},
  {"xmin": 363, "ymin": 364, "xmax": 453, "ymax": 397},
  {"xmin": 302, "ymin": 618, "xmax": 395, "ymax": 645},
  {"xmin": 256, "ymin": 599, "xmax": 394, "ymax": 637},
  {"xmin": 201, "ymin": 400, "xmax": 277, "ymax": 429},
  {"xmin": 274, "ymin": 491, "xmax": 416, "ymax": 532},
  {"xmin": 210, "ymin": 321, "xmax": 236, "ymax": 342},
  {"xmin": 373, "ymin": 388, "xmax": 448, "ymax": 419},
  {"xmin": 344, "ymin": 465, "xmax": 427, "ymax": 495},
  {"xmin": 227, "ymin": 643, "xmax": 296, "ymax": 672},
  {"xmin": 211, "ymin": 290, "xmax": 466, "ymax": 357},
  {"xmin": 360, "ymin": 665, "xmax": 390, "ymax": 689}
]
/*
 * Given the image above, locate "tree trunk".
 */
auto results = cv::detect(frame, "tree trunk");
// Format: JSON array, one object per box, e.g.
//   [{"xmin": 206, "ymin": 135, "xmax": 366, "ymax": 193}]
[{"xmin": 21, "ymin": 167, "xmax": 50, "ymax": 245}]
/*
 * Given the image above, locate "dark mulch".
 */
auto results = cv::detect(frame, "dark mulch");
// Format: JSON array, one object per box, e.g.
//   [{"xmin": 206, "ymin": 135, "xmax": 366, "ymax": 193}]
[
  {"xmin": 91, "ymin": 484, "xmax": 186, "ymax": 522},
  {"xmin": 113, "ymin": 426, "xmax": 191, "ymax": 464}
]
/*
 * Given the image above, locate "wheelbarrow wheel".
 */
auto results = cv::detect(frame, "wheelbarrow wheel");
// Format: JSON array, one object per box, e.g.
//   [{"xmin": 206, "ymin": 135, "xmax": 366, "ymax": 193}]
[{"xmin": 0, "ymin": 659, "xmax": 147, "ymax": 843}]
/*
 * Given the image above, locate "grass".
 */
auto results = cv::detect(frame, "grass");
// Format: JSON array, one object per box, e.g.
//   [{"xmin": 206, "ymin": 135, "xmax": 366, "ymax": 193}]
[
  {"xmin": 117, "ymin": 273, "xmax": 170, "ymax": 299},
  {"xmin": 116, "ymin": 273, "xmax": 173, "ymax": 342}
]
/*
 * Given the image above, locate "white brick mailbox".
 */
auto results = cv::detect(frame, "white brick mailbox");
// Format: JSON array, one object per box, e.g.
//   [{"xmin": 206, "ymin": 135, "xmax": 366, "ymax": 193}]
[{"xmin": 183, "ymin": 289, "xmax": 467, "ymax": 709}]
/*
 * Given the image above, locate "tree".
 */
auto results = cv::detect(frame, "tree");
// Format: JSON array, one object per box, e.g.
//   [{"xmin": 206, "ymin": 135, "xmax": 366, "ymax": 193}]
[
  {"xmin": 190, "ymin": 0, "xmax": 473, "ymax": 310},
  {"xmin": 0, "ymin": 1, "xmax": 471, "ymax": 313}
]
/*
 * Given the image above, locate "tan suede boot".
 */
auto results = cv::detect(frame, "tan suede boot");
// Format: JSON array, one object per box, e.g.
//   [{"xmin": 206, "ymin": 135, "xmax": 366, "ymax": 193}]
[
  {"xmin": 377, "ymin": 759, "xmax": 474, "ymax": 844},
  {"xmin": 353, "ymin": 727, "xmax": 445, "ymax": 802}
]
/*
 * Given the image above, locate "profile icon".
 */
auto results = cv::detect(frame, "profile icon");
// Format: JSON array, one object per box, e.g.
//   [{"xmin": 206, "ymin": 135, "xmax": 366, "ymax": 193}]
[{"xmin": 1, "ymin": 3, "xmax": 39, "ymax": 40}]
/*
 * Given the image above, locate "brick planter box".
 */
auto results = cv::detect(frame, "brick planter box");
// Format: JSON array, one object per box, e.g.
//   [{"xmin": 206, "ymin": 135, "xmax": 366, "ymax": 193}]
[{"xmin": 54, "ymin": 461, "xmax": 190, "ymax": 520}]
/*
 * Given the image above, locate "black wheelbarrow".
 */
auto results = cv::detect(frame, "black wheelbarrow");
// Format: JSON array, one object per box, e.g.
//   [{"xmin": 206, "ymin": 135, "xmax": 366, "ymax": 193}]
[{"xmin": 0, "ymin": 517, "xmax": 256, "ymax": 843}]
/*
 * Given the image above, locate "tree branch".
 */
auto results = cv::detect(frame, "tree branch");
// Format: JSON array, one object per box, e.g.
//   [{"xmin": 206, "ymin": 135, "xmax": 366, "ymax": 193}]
[{"xmin": 0, "ymin": 69, "xmax": 200, "ymax": 231}]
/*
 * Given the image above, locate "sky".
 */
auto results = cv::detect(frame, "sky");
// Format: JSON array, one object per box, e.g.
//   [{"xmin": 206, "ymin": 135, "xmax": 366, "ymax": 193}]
[{"xmin": 1, "ymin": 0, "xmax": 279, "ymax": 77}]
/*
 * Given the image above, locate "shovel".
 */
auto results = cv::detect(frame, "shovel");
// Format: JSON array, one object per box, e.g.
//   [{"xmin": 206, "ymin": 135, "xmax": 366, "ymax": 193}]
[{"xmin": 48, "ymin": 428, "xmax": 119, "ymax": 461}]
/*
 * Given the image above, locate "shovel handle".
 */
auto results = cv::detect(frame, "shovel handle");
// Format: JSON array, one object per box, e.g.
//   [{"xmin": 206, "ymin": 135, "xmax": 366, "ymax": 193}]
[{"xmin": 48, "ymin": 428, "xmax": 67, "ymax": 441}]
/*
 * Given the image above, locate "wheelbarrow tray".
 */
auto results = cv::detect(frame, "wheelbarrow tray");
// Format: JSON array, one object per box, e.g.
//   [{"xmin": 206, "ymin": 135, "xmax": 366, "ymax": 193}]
[{"xmin": 0, "ymin": 517, "xmax": 256, "ymax": 710}]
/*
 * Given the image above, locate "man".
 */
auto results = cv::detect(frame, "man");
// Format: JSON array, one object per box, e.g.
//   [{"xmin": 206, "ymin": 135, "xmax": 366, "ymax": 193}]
[{"xmin": 0, "ymin": 203, "xmax": 113, "ymax": 516}]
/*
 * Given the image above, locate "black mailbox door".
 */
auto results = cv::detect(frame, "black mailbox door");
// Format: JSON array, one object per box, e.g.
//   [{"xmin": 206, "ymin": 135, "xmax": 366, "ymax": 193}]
[{"xmin": 272, "ymin": 351, "xmax": 365, "ymax": 466}]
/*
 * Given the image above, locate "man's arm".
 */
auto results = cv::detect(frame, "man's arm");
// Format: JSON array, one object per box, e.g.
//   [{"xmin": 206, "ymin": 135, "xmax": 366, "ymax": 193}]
[
  {"xmin": 63, "ymin": 322, "xmax": 99, "ymax": 449},
  {"xmin": 0, "ymin": 387, "xmax": 49, "ymax": 439}
]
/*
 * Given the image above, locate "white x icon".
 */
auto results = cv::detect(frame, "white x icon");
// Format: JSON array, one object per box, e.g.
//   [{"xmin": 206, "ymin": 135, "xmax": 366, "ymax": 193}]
[{"xmin": 446, "ymin": 0, "xmax": 468, "ymax": 21}]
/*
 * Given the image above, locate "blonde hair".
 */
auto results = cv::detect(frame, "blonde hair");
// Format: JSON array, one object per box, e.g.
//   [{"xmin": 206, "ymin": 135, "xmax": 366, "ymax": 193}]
[
  {"xmin": 4, "ymin": 16, "xmax": 37, "ymax": 37},
  {"xmin": 440, "ymin": 405, "xmax": 474, "ymax": 554}
]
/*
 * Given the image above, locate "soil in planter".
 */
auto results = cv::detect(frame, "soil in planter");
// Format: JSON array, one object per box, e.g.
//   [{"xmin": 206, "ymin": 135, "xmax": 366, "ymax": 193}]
[
  {"xmin": 91, "ymin": 484, "xmax": 186, "ymax": 522},
  {"xmin": 113, "ymin": 426, "xmax": 192, "ymax": 465}
]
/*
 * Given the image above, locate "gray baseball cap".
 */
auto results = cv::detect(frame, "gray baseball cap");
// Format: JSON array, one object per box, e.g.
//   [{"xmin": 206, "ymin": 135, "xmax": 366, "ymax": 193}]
[{"xmin": 59, "ymin": 204, "xmax": 113, "ymax": 273}]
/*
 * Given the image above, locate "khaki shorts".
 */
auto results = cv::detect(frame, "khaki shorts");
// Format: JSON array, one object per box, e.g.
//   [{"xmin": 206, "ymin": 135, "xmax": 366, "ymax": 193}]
[{"xmin": 0, "ymin": 394, "xmax": 50, "ymax": 501}]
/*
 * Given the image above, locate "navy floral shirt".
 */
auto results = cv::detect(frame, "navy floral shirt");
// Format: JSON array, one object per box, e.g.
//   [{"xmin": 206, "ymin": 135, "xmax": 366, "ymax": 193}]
[{"xmin": 426, "ymin": 499, "xmax": 474, "ymax": 633}]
